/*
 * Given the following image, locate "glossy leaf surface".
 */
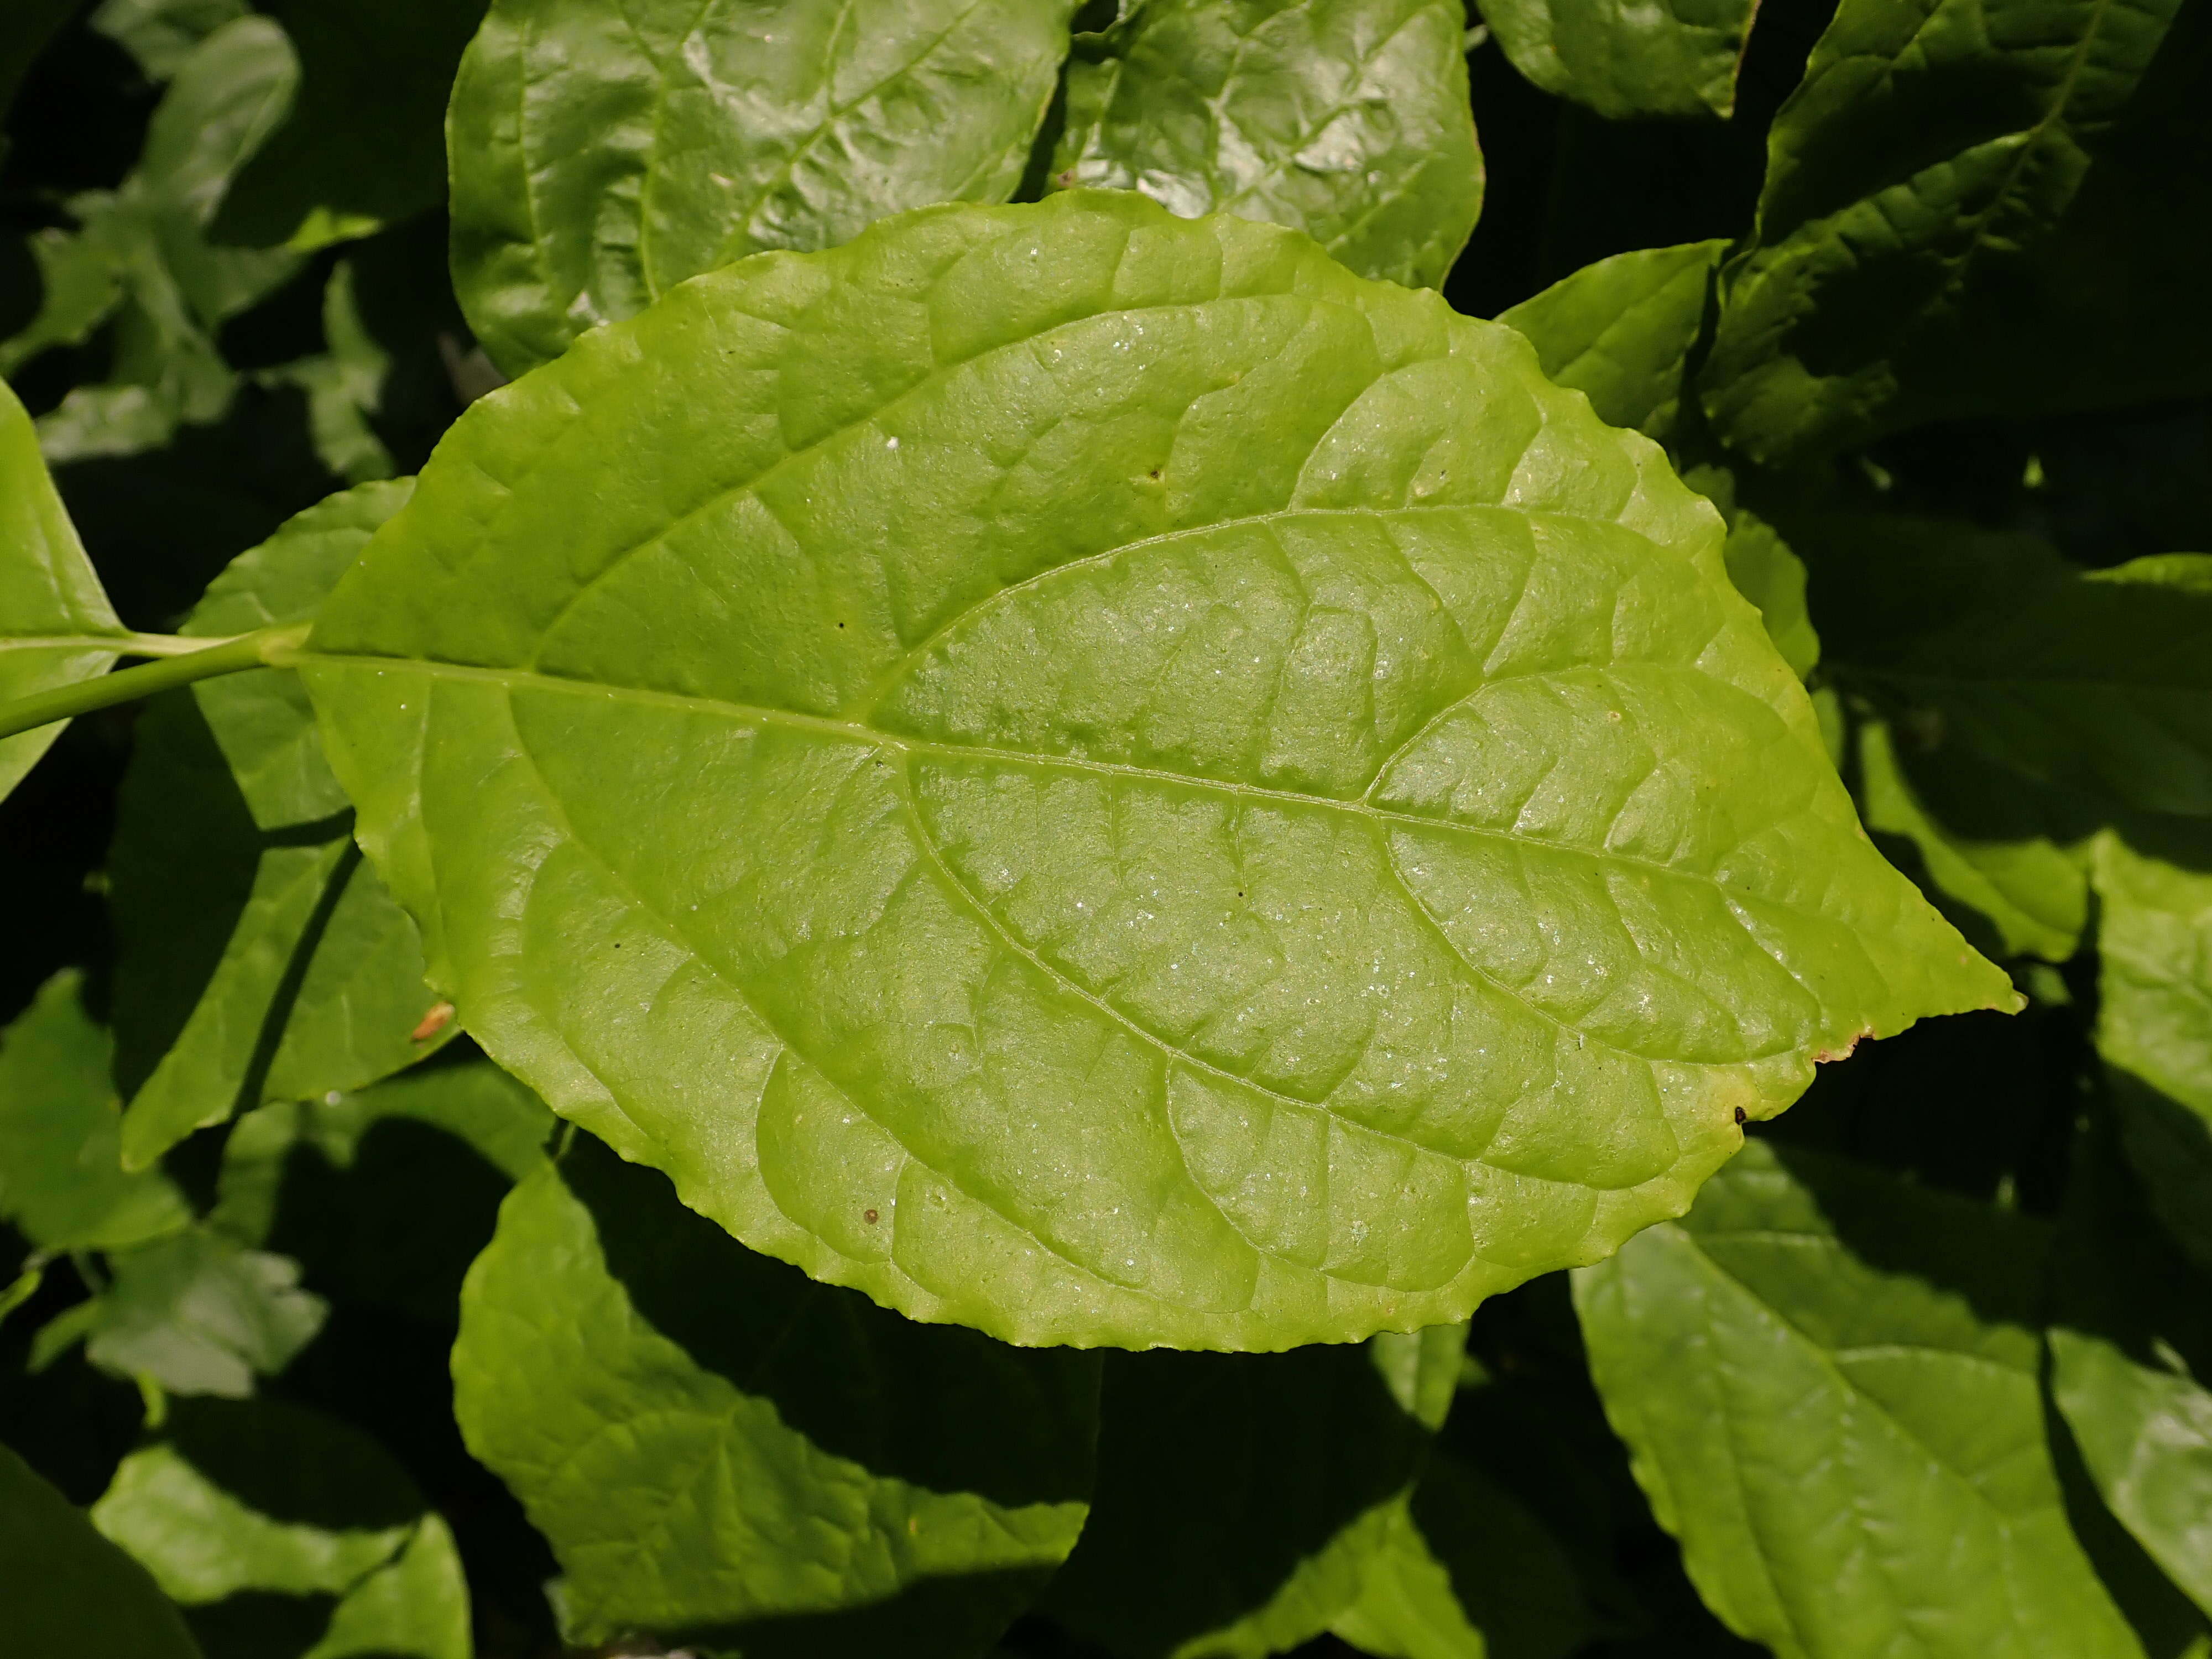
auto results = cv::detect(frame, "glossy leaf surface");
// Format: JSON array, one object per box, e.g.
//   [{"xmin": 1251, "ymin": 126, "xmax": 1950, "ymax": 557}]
[
  {"xmin": 452, "ymin": 1134, "xmax": 1098, "ymax": 1653},
  {"xmin": 0, "ymin": 377, "xmax": 126, "ymax": 800},
  {"xmin": 1048, "ymin": 0, "xmax": 1481, "ymax": 289},
  {"xmin": 91, "ymin": 1396, "xmax": 469, "ymax": 1658},
  {"xmin": 447, "ymin": 0, "xmax": 1078, "ymax": 377},
  {"xmin": 0, "ymin": 1441, "xmax": 201, "ymax": 1658},
  {"xmin": 1481, "ymin": 0, "xmax": 1759, "ymax": 118},
  {"xmin": 1702, "ymin": 0, "xmax": 2212, "ymax": 460},
  {"xmin": 0, "ymin": 971, "xmax": 190, "ymax": 1254},
  {"xmin": 305, "ymin": 191, "xmax": 2010, "ymax": 1349},
  {"xmin": 1496, "ymin": 241, "xmax": 1723, "ymax": 444},
  {"xmin": 110, "ymin": 481, "xmax": 444, "ymax": 1170},
  {"xmin": 1578, "ymin": 1139, "xmax": 2152, "ymax": 1658}
]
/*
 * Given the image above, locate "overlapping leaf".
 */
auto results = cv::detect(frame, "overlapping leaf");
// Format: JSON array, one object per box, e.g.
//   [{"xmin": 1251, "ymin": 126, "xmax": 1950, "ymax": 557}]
[
  {"xmin": 453, "ymin": 1133, "xmax": 1098, "ymax": 1655},
  {"xmin": 446, "ymin": 0, "xmax": 1079, "ymax": 377},
  {"xmin": 0, "ymin": 1442, "xmax": 201, "ymax": 1658},
  {"xmin": 302, "ymin": 191, "xmax": 2009, "ymax": 1349},
  {"xmin": 109, "ymin": 481, "xmax": 446, "ymax": 1171},
  {"xmin": 1481, "ymin": 0, "xmax": 1761, "ymax": 119},
  {"xmin": 1701, "ymin": 0, "xmax": 2212, "ymax": 460},
  {"xmin": 91, "ymin": 1396, "xmax": 470, "ymax": 1658},
  {"xmin": 1575, "ymin": 1139, "xmax": 2148, "ymax": 1658},
  {"xmin": 1048, "ymin": 0, "xmax": 1482, "ymax": 289}
]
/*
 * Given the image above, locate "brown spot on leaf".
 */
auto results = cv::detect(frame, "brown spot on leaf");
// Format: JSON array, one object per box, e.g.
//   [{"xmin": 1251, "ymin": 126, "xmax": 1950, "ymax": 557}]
[
  {"xmin": 411, "ymin": 1001, "xmax": 456, "ymax": 1042},
  {"xmin": 1734, "ymin": 1107, "xmax": 1746, "ymax": 1125},
  {"xmin": 864, "ymin": 1208, "xmax": 879, "ymax": 1224}
]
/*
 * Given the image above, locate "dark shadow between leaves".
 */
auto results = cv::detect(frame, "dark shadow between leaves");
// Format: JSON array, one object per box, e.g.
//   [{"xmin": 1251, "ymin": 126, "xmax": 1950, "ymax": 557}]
[
  {"xmin": 181, "ymin": 1590, "xmax": 340, "ymax": 1659},
  {"xmin": 2106, "ymin": 1068, "xmax": 2212, "ymax": 1284},
  {"xmin": 662, "ymin": 1564, "xmax": 1060, "ymax": 1659},
  {"xmin": 560, "ymin": 1134, "xmax": 1097, "ymax": 1510},
  {"xmin": 160, "ymin": 1395, "xmax": 422, "ymax": 1532}
]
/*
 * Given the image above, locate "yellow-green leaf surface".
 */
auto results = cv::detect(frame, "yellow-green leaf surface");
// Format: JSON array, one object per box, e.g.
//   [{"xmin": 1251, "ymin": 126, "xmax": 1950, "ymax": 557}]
[
  {"xmin": 1496, "ymin": 242, "xmax": 1723, "ymax": 444},
  {"xmin": 0, "ymin": 377, "xmax": 127, "ymax": 799},
  {"xmin": 91, "ymin": 1396, "xmax": 469, "ymax": 1659},
  {"xmin": 1047, "ymin": 0, "xmax": 1481, "ymax": 289},
  {"xmin": 1481, "ymin": 0, "xmax": 1760, "ymax": 119},
  {"xmin": 1700, "ymin": 0, "xmax": 2212, "ymax": 461},
  {"xmin": 446, "ymin": 0, "xmax": 1078, "ymax": 378},
  {"xmin": 304, "ymin": 192, "xmax": 2010, "ymax": 1350},
  {"xmin": 453, "ymin": 1134, "xmax": 1098, "ymax": 1653},
  {"xmin": 109, "ymin": 481, "xmax": 445, "ymax": 1171},
  {"xmin": 0, "ymin": 1442, "xmax": 202, "ymax": 1659},
  {"xmin": 0, "ymin": 971, "xmax": 191, "ymax": 1254},
  {"xmin": 1575, "ymin": 1138, "xmax": 2148, "ymax": 1659}
]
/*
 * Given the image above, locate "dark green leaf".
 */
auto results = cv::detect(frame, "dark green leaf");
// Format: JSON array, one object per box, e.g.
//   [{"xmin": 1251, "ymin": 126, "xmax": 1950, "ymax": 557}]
[
  {"xmin": 109, "ymin": 481, "xmax": 445, "ymax": 1171},
  {"xmin": 1680, "ymin": 466, "xmax": 1817, "ymax": 681},
  {"xmin": 452, "ymin": 1133, "xmax": 1098, "ymax": 1654},
  {"xmin": 0, "ymin": 971, "xmax": 191, "ymax": 1254},
  {"xmin": 1496, "ymin": 241, "xmax": 1723, "ymax": 443},
  {"xmin": 301, "ymin": 192, "xmax": 2011, "ymax": 1350},
  {"xmin": 1575, "ymin": 1139, "xmax": 2147, "ymax": 1657},
  {"xmin": 1700, "ymin": 0, "xmax": 2212, "ymax": 461},
  {"xmin": 1481, "ymin": 0, "xmax": 1760, "ymax": 118},
  {"xmin": 88, "ymin": 0, "xmax": 248, "ymax": 80},
  {"xmin": 1047, "ymin": 0, "xmax": 1483, "ymax": 288},
  {"xmin": 0, "ymin": 1441, "xmax": 202, "ymax": 1659},
  {"xmin": 446, "ymin": 0, "xmax": 1080, "ymax": 377},
  {"xmin": 90, "ymin": 1395, "xmax": 470, "ymax": 1658}
]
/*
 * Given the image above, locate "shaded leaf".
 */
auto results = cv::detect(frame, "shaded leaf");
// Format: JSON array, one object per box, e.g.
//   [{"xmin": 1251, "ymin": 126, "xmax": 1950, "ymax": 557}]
[
  {"xmin": 1481, "ymin": 0, "xmax": 1761, "ymax": 119},
  {"xmin": 1700, "ymin": 0, "xmax": 2212, "ymax": 460},
  {"xmin": 91, "ymin": 1395, "xmax": 469, "ymax": 1658},
  {"xmin": 0, "ymin": 375, "xmax": 127, "ymax": 801},
  {"xmin": 302, "ymin": 191, "xmax": 2010, "ymax": 1350},
  {"xmin": 0, "ymin": 1440, "xmax": 202, "ymax": 1658},
  {"xmin": 452, "ymin": 1133, "xmax": 1098, "ymax": 1655},
  {"xmin": 0, "ymin": 971, "xmax": 191, "ymax": 1255},
  {"xmin": 1047, "ymin": 0, "xmax": 1482, "ymax": 289},
  {"xmin": 88, "ymin": 0, "xmax": 248, "ymax": 80},
  {"xmin": 109, "ymin": 481, "xmax": 442, "ymax": 1170},
  {"xmin": 1681, "ymin": 465, "xmax": 1817, "ymax": 681},
  {"xmin": 1575, "ymin": 1138, "xmax": 2147, "ymax": 1658},
  {"xmin": 66, "ymin": 1227, "xmax": 325, "ymax": 1397},
  {"xmin": 1496, "ymin": 241, "xmax": 1723, "ymax": 443},
  {"xmin": 446, "ymin": 0, "xmax": 1079, "ymax": 377}
]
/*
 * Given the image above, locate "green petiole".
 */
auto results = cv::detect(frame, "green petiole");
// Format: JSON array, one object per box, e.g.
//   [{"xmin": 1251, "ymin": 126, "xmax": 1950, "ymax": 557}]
[{"xmin": 0, "ymin": 622, "xmax": 312, "ymax": 743}]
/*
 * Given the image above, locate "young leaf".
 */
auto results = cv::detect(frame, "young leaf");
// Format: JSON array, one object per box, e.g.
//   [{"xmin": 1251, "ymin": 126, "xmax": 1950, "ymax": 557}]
[
  {"xmin": 451, "ymin": 1134, "xmax": 1098, "ymax": 1655},
  {"xmin": 1574, "ymin": 1138, "xmax": 2148, "ymax": 1659},
  {"xmin": 209, "ymin": 0, "xmax": 488, "ymax": 252},
  {"xmin": 62, "ymin": 1226, "xmax": 326, "ymax": 1397},
  {"xmin": 446, "ymin": 0, "xmax": 1080, "ymax": 378},
  {"xmin": 1496, "ymin": 241, "xmax": 1723, "ymax": 444},
  {"xmin": 109, "ymin": 481, "xmax": 445, "ymax": 1170},
  {"xmin": 0, "ymin": 377, "xmax": 128, "ymax": 801},
  {"xmin": 1480, "ymin": 0, "xmax": 1761, "ymax": 119},
  {"xmin": 1700, "ymin": 0, "xmax": 2212, "ymax": 461},
  {"xmin": 0, "ymin": 1441, "xmax": 202, "ymax": 1659},
  {"xmin": 1047, "ymin": 0, "xmax": 1483, "ymax": 289},
  {"xmin": 0, "ymin": 971, "xmax": 191, "ymax": 1255},
  {"xmin": 91, "ymin": 1395, "xmax": 470, "ymax": 1659},
  {"xmin": 2050, "ymin": 1125, "xmax": 2212, "ymax": 1620},
  {"xmin": 2093, "ymin": 828, "xmax": 2212, "ymax": 1280},
  {"xmin": 302, "ymin": 191, "xmax": 2012, "ymax": 1350}
]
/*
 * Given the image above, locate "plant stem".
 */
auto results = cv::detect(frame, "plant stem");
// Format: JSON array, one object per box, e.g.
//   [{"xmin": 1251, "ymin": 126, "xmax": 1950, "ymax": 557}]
[{"xmin": 0, "ymin": 622, "xmax": 312, "ymax": 742}]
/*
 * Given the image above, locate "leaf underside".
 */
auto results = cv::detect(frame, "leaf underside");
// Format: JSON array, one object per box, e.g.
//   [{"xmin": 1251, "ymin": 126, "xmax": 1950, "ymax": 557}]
[{"xmin": 305, "ymin": 191, "xmax": 2009, "ymax": 1350}]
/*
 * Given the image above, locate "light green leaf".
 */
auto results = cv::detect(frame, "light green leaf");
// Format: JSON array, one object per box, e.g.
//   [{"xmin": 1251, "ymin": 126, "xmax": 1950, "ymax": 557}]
[
  {"xmin": 0, "ymin": 1441, "xmax": 202, "ymax": 1658},
  {"xmin": 446, "ymin": 0, "xmax": 1078, "ymax": 378},
  {"xmin": 302, "ymin": 191, "xmax": 2011, "ymax": 1349},
  {"xmin": 92, "ymin": 1396, "xmax": 469, "ymax": 1659},
  {"xmin": 2051, "ymin": 1125, "xmax": 2212, "ymax": 1621},
  {"xmin": 109, "ymin": 481, "xmax": 443, "ymax": 1170},
  {"xmin": 1700, "ymin": 0, "xmax": 2212, "ymax": 461},
  {"xmin": 1496, "ymin": 241, "xmax": 1723, "ymax": 444},
  {"xmin": 70, "ymin": 1227, "xmax": 325, "ymax": 1396},
  {"xmin": 1858, "ymin": 719, "xmax": 2091, "ymax": 962},
  {"xmin": 89, "ymin": 0, "xmax": 248, "ymax": 80},
  {"xmin": 0, "ymin": 375, "xmax": 127, "ymax": 800},
  {"xmin": 0, "ymin": 971, "xmax": 191, "ymax": 1255},
  {"xmin": 2094, "ymin": 829, "xmax": 2212, "ymax": 1280},
  {"xmin": 1575, "ymin": 1138, "xmax": 2148, "ymax": 1659},
  {"xmin": 453, "ymin": 1134, "xmax": 1098, "ymax": 1654},
  {"xmin": 262, "ymin": 261, "xmax": 398, "ymax": 484},
  {"xmin": 215, "ymin": 1051, "xmax": 555, "ymax": 1319},
  {"xmin": 1047, "ymin": 0, "xmax": 1482, "ymax": 289},
  {"xmin": 0, "ymin": 207, "xmax": 133, "ymax": 379},
  {"xmin": 1480, "ymin": 0, "xmax": 1760, "ymax": 118}
]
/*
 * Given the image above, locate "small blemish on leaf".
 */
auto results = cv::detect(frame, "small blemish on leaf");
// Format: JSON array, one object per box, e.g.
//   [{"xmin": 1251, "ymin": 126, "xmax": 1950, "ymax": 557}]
[
  {"xmin": 411, "ymin": 1001, "xmax": 456, "ymax": 1042},
  {"xmin": 1147, "ymin": 468, "xmax": 1161, "ymax": 481},
  {"xmin": 1734, "ymin": 1107, "xmax": 1746, "ymax": 1125},
  {"xmin": 864, "ymin": 1208, "xmax": 879, "ymax": 1224}
]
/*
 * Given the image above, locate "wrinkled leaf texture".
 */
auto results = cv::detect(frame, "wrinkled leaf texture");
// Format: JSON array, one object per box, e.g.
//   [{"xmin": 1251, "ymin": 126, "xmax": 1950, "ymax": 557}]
[
  {"xmin": 304, "ymin": 192, "xmax": 2008, "ymax": 1350},
  {"xmin": 1480, "ymin": 0, "xmax": 1762, "ymax": 119}
]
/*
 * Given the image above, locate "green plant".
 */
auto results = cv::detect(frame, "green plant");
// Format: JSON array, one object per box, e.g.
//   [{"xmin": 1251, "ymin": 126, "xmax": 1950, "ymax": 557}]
[{"xmin": 1, "ymin": 0, "xmax": 2208, "ymax": 1654}]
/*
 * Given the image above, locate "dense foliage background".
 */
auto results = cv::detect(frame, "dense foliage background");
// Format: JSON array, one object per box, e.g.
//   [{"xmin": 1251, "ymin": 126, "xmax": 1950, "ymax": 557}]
[{"xmin": 2, "ymin": 0, "xmax": 2209, "ymax": 1655}]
